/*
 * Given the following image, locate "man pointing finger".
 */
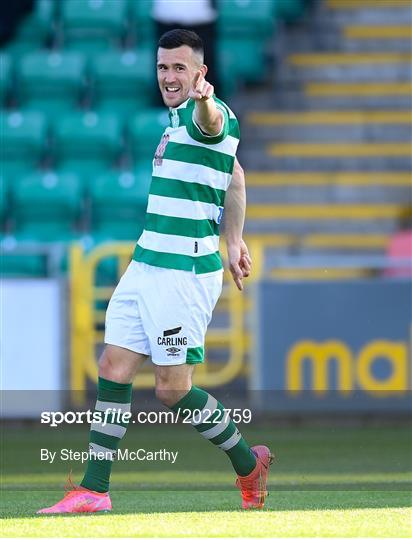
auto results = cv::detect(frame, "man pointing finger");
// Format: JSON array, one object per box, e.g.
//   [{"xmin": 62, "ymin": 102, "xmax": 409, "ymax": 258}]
[{"xmin": 37, "ymin": 28, "xmax": 273, "ymax": 516}]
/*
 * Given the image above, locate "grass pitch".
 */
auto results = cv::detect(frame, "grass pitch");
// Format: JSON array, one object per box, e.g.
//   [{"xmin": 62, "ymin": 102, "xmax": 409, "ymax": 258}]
[{"xmin": 1, "ymin": 424, "xmax": 411, "ymax": 537}]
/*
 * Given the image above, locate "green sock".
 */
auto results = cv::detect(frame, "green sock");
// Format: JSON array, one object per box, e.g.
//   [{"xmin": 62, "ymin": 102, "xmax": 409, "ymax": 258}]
[
  {"xmin": 81, "ymin": 377, "xmax": 132, "ymax": 493},
  {"xmin": 171, "ymin": 386, "xmax": 256, "ymax": 476}
]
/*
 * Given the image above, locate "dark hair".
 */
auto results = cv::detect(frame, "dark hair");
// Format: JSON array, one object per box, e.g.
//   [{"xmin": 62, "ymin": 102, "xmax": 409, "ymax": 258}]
[{"xmin": 158, "ymin": 29, "xmax": 204, "ymax": 59}]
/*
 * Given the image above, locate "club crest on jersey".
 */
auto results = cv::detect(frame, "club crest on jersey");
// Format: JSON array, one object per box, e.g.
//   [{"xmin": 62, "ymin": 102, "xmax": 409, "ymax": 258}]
[{"xmin": 154, "ymin": 133, "xmax": 169, "ymax": 166}]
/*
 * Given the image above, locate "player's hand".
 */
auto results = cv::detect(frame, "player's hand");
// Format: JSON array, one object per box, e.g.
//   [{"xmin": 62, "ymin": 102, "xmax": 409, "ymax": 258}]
[
  {"xmin": 188, "ymin": 70, "xmax": 214, "ymax": 101},
  {"xmin": 227, "ymin": 239, "xmax": 252, "ymax": 291},
  {"xmin": 239, "ymin": 239, "xmax": 252, "ymax": 278}
]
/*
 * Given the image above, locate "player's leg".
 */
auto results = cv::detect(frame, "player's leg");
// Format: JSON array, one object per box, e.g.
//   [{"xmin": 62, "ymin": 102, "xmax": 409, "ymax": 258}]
[
  {"xmin": 80, "ymin": 345, "xmax": 147, "ymax": 494},
  {"xmin": 155, "ymin": 363, "xmax": 257, "ymax": 473},
  {"xmin": 155, "ymin": 364, "xmax": 272, "ymax": 509},
  {"xmin": 37, "ymin": 345, "xmax": 147, "ymax": 515},
  {"xmin": 139, "ymin": 264, "xmax": 273, "ymax": 508},
  {"xmin": 78, "ymin": 261, "xmax": 151, "ymax": 499},
  {"xmin": 38, "ymin": 262, "xmax": 150, "ymax": 514}
]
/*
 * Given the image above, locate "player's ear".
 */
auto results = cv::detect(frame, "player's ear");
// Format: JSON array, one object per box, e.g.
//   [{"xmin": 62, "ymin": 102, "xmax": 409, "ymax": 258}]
[{"xmin": 200, "ymin": 64, "xmax": 208, "ymax": 78}]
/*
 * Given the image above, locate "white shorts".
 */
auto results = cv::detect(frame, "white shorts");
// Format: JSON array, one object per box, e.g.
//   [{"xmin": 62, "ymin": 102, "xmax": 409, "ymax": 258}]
[{"xmin": 104, "ymin": 261, "xmax": 223, "ymax": 365}]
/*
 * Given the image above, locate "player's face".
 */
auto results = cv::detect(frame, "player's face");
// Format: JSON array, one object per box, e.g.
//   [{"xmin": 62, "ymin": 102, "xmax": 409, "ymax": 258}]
[{"xmin": 157, "ymin": 46, "xmax": 202, "ymax": 107}]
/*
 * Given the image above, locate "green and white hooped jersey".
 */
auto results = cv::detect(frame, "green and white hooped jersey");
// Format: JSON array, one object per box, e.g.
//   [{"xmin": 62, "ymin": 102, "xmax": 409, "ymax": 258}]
[{"xmin": 133, "ymin": 96, "xmax": 240, "ymax": 275}]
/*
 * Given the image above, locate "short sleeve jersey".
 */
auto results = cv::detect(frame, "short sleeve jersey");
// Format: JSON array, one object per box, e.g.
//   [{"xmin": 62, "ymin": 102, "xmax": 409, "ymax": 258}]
[{"xmin": 133, "ymin": 96, "xmax": 240, "ymax": 275}]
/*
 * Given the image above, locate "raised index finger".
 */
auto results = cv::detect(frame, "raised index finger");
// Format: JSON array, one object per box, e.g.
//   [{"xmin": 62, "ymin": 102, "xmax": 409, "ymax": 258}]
[{"xmin": 192, "ymin": 70, "xmax": 203, "ymax": 89}]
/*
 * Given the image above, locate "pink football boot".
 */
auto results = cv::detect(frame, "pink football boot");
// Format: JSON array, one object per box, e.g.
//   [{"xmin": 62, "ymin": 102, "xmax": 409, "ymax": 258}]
[
  {"xmin": 236, "ymin": 445, "xmax": 274, "ymax": 509},
  {"xmin": 37, "ymin": 477, "xmax": 112, "ymax": 514}
]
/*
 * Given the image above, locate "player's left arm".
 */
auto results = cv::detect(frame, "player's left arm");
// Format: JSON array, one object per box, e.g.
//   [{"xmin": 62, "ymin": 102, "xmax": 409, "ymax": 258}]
[
  {"xmin": 189, "ymin": 70, "xmax": 223, "ymax": 136},
  {"xmin": 224, "ymin": 157, "xmax": 252, "ymax": 291}
]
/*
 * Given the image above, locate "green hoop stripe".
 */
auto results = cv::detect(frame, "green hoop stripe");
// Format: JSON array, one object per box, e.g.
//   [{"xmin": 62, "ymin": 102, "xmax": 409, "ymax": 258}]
[
  {"xmin": 133, "ymin": 246, "xmax": 223, "ymax": 274},
  {"xmin": 97, "ymin": 377, "xmax": 132, "ymax": 404},
  {"xmin": 90, "ymin": 430, "xmax": 120, "ymax": 451},
  {"xmin": 194, "ymin": 402, "xmax": 225, "ymax": 433},
  {"xmin": 144, "ymin": 213, "xmax": 219, "ymax": 238},
  {"xmin": 150, "ymin": 176, "xmax": 225, "ymax": 206},
  {"xmin": 174, "ymin": 99, "xmax": 240, "ymax": 142},
  {"xmin": 163, "ymin": 142, "xmax": 235, "ymax": 174},
  {"xmin": 209, "ymin": 422, "xmax": 237, "ymax": 446}
]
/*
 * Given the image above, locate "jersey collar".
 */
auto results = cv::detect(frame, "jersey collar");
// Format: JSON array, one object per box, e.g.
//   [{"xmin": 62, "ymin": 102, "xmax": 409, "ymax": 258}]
[{"xmin": 169, "ymin": 98, "xmax": 190, "ymax": 112}]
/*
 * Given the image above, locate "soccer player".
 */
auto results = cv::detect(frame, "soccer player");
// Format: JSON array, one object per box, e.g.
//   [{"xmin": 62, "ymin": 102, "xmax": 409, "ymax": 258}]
[{"xmin": 38, "ymin": 29, "xmax": 273, "ymax": 514}]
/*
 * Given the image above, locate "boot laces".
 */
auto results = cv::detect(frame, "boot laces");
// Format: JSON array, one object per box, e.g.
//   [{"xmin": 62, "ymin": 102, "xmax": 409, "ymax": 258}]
[{"xmin": 63, "ymin": 471, "xmax": 86, "ymax": 498}]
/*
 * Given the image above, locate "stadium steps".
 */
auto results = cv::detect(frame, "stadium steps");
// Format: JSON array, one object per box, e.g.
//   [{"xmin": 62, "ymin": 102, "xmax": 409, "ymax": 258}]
[
  {"xmin": 235, "ymin": 83, "xmax": 412, "ymax": 111},
  {"xmin": 245, "ymin": 110, "xmax": 412, "ymax": 141},
  {"xmin": 241, "ymin": 149, "xmax": 411, "ymax": 171},
  {"xmin": 316, "ymin": 0, "xmax": 412, "ymax": 26},
  {"xmin": 245, "ymin": 171, "xmax": 411, "ymax": 205},
  {"xmin": 246, "ymin": 186, "xmax": 410, "ymax": 205},
  {"xmin": 285, "ymin": 0, "xmax": 412, "ymax": 53},
  {"xmin": 236, "ymin": 0, "xmax": 411, "ymax": 241},
  {"xmin": 301, "ymin": 83, "xmax": 412, "ymax": 109},
  {"xmin": 279, "ymin": 52, "xmax": 412, "ymax": 82}
]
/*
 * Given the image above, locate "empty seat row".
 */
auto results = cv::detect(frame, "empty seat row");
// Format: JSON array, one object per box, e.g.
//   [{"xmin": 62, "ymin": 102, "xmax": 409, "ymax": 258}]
[
  {"xmin": 1, "ymin": 167, "xmax": 152, "ymax": 241},
  {"xmin": 7, "ymin": 0, "xmax": 297, "ymax": 54},
  {"xmin": 1, "ymin": 49, "xmax": 155, "ymax": 115},
  {"xmin": 1, "ymin": 32, "xmax": 278, "ymax": 112},
  {"xmin": 1, "ymin": 0, "xmax": 310, "ymax": 101},
  {"xmin": 1, "ymin": 108, "xmax": 169, "ymax": 177},
  {"xmin": 6, "ymin": 0, "xmax": 155, "ymax": 57}
]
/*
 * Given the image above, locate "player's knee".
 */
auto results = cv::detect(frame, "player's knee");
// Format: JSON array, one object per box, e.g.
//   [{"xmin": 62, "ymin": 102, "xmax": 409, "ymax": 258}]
[
  {"xmin": 155, "ymin": 385, "xmax": 174, "ymax": 407},
  {"xmin": 98, "ymin": 348, "xmax": 129, "ymax": 383},
  {"xmin": 98, "ymin": 352, "xmax": 113, "ymax": 379},
  {"xmin": 155, "ymin": 385, "xmax": 186, "ymax": 408}
]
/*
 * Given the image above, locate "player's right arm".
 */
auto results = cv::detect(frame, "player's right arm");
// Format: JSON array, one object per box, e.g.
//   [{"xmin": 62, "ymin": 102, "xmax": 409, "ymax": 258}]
[
  {"xmin": 224, "ymin": 158, "xmax": 252, "ymax": 291},
  {"xmin": 189, "ymin": 70, "xmax": 224, "ymax": 136}
]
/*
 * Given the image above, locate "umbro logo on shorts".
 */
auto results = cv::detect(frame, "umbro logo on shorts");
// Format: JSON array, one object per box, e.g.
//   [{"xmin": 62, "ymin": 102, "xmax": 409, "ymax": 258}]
[{"xmin": 166, "ymin": 347, "xmax": 181, "ymax": 356}]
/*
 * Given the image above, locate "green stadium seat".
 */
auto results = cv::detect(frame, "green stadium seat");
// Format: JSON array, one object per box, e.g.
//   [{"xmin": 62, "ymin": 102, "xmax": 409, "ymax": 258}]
[
  {"xmin": 91, "ymin": 164, "xmax": 152, "ymax": 239},
  {"xmin": 3, "ymin": 0, "xmax": 55, "ymax": 60},
  {"xmin": 274, "ymin": 0, "xmax": 306, "ymax": 23},
  {"xmin": 0, "ymin": 110, "xmax": 47, "ymax": 177},
  {"xmin": 128, "ymin": 109, "xmax": 169, "ymax": 163},
  {"xmin": 219, "ymin": 38, "xmax": 267, "ymax": 84},
  {"xmin": 17, "ymin": 0, "xmax": 54, "ymax": 42},
  {"xmin": 54, "ymin": 111, "xmax": 123, "ymax": 179},
  {"xmin": 217, "ymin": 0, "xmax": 276, "ymax": 38},
  {"xmin": 0, "ymin": 235, "xmax": 49, "ymax": 277},
  {"xmin": 0, "ymin": 175, "xmax": 9, "ymax": 230},
  {"xmin": 17, "ymin": 51, "xmax": 86, "ymax": 115},
  {"xmin": 217, "ymin": 0, "xmax": 275, "ymax": 85},
  {"xmin": 0, "ymin": 53, "xmax": 11, "ymax": 105},
  {"xmin": 62, "ymin": 0, "xmax": 128, "ymax": 56},
  {"xmin": 11, "ymin": 171, "xmax": 83, "ymax": 241},
  {"xmin": 92, "ymin": 49, "xmax": 154, "ymax": 118},
  {"xmin": 128, "ymin": 0, "xmax": 154, "ymax": 46},
  {"xmin": 217, "ymin": 49, "xmax": 241, "ymax": 100}
]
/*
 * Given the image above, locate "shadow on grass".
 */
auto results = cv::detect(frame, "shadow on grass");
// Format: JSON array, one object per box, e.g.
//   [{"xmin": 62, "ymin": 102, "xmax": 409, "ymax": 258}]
[
  {"xmin": 3, "ymin": 481, "xmax": 412, "ymax": 492},
  {"xmin": 1, "ymin": 489, "xmax": 411, "ymax": 520}
]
